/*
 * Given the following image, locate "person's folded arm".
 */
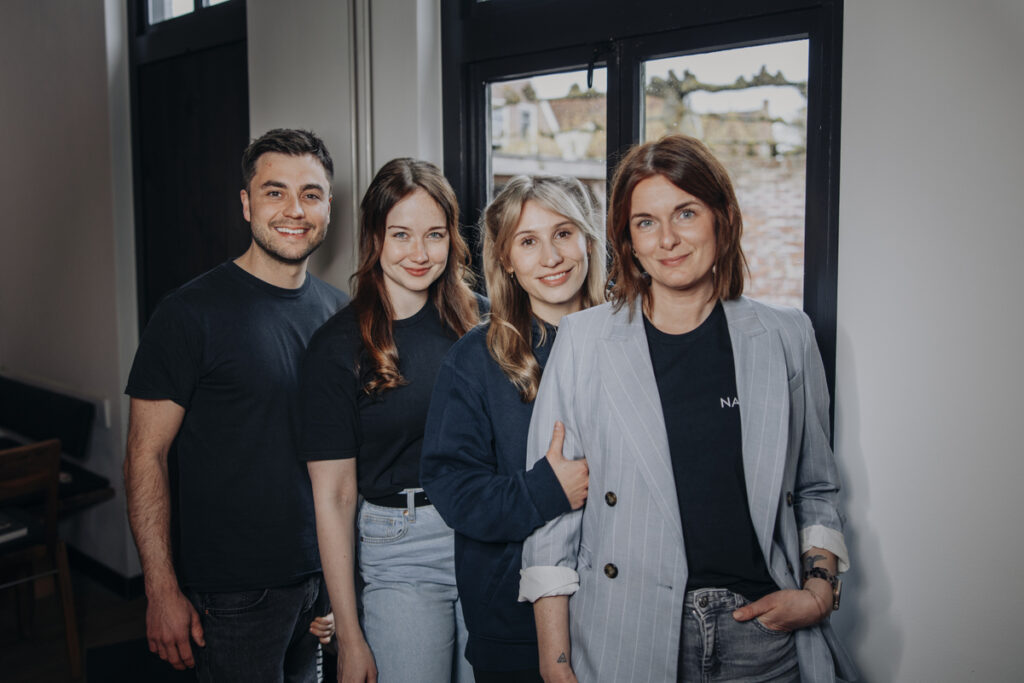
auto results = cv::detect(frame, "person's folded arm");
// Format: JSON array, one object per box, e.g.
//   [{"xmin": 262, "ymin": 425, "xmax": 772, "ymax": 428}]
[{"xmin": 421, "ymin": 350, "xmax": 576, "ymax": 544}]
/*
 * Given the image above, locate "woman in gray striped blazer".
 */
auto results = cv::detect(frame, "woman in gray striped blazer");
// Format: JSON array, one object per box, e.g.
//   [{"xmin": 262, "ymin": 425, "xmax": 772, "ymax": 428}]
[{"xmin": 519, "ymin": 135, "xmax": 856, "ymax": 682}]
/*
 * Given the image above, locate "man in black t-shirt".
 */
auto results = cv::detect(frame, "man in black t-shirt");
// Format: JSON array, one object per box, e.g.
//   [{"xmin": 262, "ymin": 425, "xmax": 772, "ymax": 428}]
[{"xmin": 124, "ymin": 129, "xmax": 348, "ymax": 682}]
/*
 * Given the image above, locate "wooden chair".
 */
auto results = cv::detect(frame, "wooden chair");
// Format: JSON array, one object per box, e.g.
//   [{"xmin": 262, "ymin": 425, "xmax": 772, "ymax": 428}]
[{"xmin": 0, "ymin": 438, "xmax": 82, "ymax": 679}]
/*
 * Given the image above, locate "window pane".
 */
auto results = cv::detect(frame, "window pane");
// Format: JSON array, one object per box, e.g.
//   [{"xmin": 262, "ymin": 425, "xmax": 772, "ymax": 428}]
[
  {"xmin": 203, "ymin": 0, "xmax": 232, "ymax": 6},
  {"xmin": 148, "ymin": 0, "xmax": 194, "ymax": 24},
  {"xmin": 644, "ymin": 40, "xmax": 809, "ymax": 307},
  {"xmin": 488, "ymin": 69, "xmax": 608, "ymax": 213}
]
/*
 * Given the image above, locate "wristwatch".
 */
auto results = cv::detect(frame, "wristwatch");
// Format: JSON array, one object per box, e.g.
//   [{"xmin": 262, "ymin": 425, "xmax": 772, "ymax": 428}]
[{"xmin": 802, "ymin": 566, "xmax": 842, "ymax": 611}]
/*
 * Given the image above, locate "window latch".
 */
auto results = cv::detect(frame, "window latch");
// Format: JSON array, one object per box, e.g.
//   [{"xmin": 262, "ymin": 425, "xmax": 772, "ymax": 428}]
[{"xmin": 587, "ymin": 41, "xmax": 615, "ymax": 89}]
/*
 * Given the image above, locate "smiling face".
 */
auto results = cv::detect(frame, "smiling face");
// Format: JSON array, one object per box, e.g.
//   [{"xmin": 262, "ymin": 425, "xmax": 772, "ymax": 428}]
[
  {"xmin": 629, "ymin": 174, "xmax": 717, "ymax": 302},
  {"xmin": 379, "ymin": 188, "xmax": 450, "ymax": 316},
  {"xmin": 241, "ymin": 152, "xmax": 331, "ymax": 265},
  {"xmin": 506, "ymin": 199, "xmax": 589, "ymax": 325}
]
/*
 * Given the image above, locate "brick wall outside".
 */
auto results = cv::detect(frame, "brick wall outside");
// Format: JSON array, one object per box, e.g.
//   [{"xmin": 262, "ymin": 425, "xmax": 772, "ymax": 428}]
[{"xmin": 720, "ymin": 153, "xmax": 806, "ymax": 309}]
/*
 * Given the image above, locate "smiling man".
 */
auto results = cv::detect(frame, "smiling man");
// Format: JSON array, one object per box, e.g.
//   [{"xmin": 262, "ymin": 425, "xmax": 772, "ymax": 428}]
[{"xmin": 124, "ymin": 129, "xmax": 349, "ymax": 682}]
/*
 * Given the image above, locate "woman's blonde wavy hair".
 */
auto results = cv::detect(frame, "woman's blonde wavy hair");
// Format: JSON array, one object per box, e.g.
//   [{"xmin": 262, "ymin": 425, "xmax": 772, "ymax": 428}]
[{"xmin": 482, "ymin": 175, "xmax": 606, "ymax": 402}]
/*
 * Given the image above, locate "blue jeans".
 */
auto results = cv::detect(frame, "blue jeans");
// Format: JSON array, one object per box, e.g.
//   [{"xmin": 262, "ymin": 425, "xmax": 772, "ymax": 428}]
[
  {"xmin": 187, "ymin": 574, "xmax": 327, "ymax": 683},
  {"xmin": 358, "ymin": 499, "xmax": 472, "ymax": 683},
  {"xmin": 678, "ymin": 588, "xmax": 799, "ymax": 683}
]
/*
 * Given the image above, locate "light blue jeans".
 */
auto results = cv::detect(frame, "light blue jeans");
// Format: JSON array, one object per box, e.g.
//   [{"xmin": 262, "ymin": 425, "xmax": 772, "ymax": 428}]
[
  {"xmin": 358, "ymin": 498, "xmax": 473, "ymax": 683},
  {"xmin": 679, "ymin": 588, "xmax": 800, "ymax": 682}
]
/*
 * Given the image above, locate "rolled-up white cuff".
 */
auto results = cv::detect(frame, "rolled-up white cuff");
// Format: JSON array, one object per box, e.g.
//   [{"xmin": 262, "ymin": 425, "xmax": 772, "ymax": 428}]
[
  {"xmin": 800, "ymin": 525, "xmax": 850, "ymax": 573},
  {"xmin": 518, "ymin": 566, "xmax": 579, "ymax": 603}
]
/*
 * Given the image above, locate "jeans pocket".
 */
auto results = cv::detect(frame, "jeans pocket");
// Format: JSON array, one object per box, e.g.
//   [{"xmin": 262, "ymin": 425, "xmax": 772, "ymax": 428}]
[
  {"xmin": 199, "ymin": 589, "xmax": 270, "ymax": 616},
  {"xmin": 751, "ymin": 617, "xmax": 793, "ymax": 637},
  {"xmin": 359, "ymin": 507, "xmax": 409, "ymax": 545}
]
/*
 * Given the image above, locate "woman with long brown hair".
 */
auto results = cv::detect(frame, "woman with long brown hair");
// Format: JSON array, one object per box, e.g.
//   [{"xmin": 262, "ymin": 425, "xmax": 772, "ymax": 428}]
[
  {"xmin": 519, "ymin": 136, "xmax": 856, "ymax": 682},
  {"xmin": 421, "ymin": 174, "xmax": 603, "ymax": 682},
  {"xmin": 298, "ymin": 158, "xmax": 483, "ymax": 682}
]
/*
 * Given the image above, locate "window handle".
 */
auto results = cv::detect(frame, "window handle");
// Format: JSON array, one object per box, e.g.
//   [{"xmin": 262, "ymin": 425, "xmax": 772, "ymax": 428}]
[{"xmin": 587, "ymin": 41, "xmax": 615, "ymax": 89}]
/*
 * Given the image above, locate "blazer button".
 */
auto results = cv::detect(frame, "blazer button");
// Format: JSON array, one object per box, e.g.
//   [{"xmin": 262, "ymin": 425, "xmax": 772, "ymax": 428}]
[
  {"xmin": 786, "ymin": 492, "xmax": 794, "ymax": 506},
  {"xmin": 604, "ymin": 563, "xmax": 618, "ymax": 579},
  {"xmin": 605, "ymin": 491, "xmax": 617, "ymax": 506}
]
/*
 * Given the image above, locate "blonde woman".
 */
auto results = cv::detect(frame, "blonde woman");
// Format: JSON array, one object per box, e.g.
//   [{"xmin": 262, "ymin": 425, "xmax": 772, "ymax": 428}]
[{"xmin": 421, "ymin": 175, "xmax": 605, "ymax": 682}]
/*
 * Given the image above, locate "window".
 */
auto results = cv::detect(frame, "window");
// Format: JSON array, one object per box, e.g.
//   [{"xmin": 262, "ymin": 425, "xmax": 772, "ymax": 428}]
[
  {"xmin": 148, "ymin": 0, "xmax": 193, "ymax": 24},
  {"xmin": 643, "ymin": 41, "xmax": 810, "ymax": 308},
  {"xmin": 146, "ymin": 0, "xmax": 238, "ymax": 27},
  {"xmin": 488, "ymin": 69, "xmax": 608, "ymax": 211},
  {"xmin": 442, "ymin": 0, "xmax": 843, "ymax": 392}
]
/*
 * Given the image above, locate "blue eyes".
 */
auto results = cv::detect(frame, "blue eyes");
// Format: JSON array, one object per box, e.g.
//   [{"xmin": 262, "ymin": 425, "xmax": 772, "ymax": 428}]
[
  {"xmin": 519, "ymin": 229, "xmax": 574, "ymax": 247},
  {"xmin": 634, "ymin": 210, "xmax": 696, "ymax": 228},
  {"xmin": 390, "ymin": 231, "xmax": 446, "ymax": 240}
]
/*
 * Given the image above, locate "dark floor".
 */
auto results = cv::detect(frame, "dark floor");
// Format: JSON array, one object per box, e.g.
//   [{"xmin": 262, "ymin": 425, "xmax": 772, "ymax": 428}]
[
  {"xmin": 1, "ymin": 572, "xmax": 339, "ymax": 682},
  {"xmin": 0, "ymin": 568, "xmax": 148, "ymax": 683}
]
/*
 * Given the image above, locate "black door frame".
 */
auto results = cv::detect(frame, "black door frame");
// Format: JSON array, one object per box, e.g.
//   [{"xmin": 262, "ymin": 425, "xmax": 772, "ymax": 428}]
[{"xmin": 126, "ymin": 0, "xmax": 248, "ymax": 329}]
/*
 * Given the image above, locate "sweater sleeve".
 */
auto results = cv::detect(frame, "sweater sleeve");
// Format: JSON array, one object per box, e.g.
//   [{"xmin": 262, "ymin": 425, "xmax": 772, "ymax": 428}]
[
  {"xmin": 520, "ymin": 315, "xmax": 586, "ymax": 600},
  {"xmin": 421, "ymin": 344, "xmax": 570, "ymax": 544}
]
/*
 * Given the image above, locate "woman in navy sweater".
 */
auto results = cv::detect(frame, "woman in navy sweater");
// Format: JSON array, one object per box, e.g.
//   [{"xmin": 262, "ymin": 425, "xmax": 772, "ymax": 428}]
[{"xmin": 421, "ymin": 174, "xmax": 605, "ymax": 682}]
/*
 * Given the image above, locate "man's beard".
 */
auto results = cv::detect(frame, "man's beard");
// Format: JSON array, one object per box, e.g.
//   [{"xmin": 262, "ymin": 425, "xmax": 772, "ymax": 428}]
[{"xmin": 251, "ymin": 222, "xmax": 326, "ymax": 265}]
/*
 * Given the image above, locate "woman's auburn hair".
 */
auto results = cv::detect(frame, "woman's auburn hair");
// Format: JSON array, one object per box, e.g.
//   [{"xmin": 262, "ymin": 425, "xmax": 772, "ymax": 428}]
[
  {"xmin": 482, "ymin": 174, "xmax": 607, "ymax": 402},
  {"xmin": 350, "ymin": 158, "xmax": 479, "ymax": 395},
  {"xmin": 607, "ymin": 134, "xmax": 748, "ymax": 316}
]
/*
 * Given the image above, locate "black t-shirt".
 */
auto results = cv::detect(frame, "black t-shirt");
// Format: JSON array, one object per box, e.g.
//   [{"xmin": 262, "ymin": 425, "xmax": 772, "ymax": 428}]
[
  {"xmin": 644, "ymin": 302, "xmax": 777, "ymax": 601},
  {"xmin": 299, "ymin": 297, "xmax": 483, "ymax": 498},
  {"xmin": 125, "ymin": 262, "xmax": 348, "ymax": 592}
]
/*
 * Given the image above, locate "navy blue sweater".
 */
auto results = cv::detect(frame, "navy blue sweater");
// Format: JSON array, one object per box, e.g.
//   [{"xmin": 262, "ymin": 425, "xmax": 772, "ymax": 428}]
[{"xmin": 421, "ymin": 321, "xmax": 570, "ymax": 671}]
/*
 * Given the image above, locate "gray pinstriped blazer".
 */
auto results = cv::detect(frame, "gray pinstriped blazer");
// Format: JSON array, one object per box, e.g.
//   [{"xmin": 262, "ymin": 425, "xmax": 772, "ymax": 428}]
[{"xmin": 522, "ymin": 297, "xmax": 857, "ymax": 682}]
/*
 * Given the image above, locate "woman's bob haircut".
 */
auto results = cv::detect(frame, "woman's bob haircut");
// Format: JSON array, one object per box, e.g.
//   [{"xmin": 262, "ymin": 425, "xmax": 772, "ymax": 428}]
[{"xmin": 607, "ymin": 134, "xmax": 748, "ymax": 315}]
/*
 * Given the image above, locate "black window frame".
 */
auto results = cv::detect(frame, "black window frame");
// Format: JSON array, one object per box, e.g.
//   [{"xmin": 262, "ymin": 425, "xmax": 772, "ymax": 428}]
[
  {"xmin": 442, "ymin": 0, "xmax": 843, "ymax": 398},
  {"xmin": 126, "ymin": 0, "xmax": 248, "ymax": 330}
]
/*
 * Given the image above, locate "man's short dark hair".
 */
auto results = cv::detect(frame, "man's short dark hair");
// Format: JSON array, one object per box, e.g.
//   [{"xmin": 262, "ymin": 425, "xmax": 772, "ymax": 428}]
[{"xmin": 241, "ymin": 128, "xmax": 334, "ymax": 190}]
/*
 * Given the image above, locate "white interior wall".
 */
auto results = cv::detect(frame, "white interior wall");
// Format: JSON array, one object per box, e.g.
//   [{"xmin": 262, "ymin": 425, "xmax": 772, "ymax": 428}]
[
  {"xmin": 833, "ymin": 0, "xmax": 1024, "ymax": 680},
  {"xmin": 246, "ymin": 0, "xmax": 360, "ymax": 290},
  {"xmin": 370, "ymin": 0, "xmax": 444, "ymax": 169},
  {"xmin": 0, "ymin": 0, "xmax": 139, "ymax": 577},
  {"xmin": 247, "ymin": 0, "xmax": 444, "ymax": 287}
]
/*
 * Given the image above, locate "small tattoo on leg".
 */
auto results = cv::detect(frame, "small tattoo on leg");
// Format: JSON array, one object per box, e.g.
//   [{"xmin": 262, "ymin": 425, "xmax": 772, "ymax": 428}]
[{"xmin": 557, "ymin": 652, "xmax": 567, "ymax": 664}]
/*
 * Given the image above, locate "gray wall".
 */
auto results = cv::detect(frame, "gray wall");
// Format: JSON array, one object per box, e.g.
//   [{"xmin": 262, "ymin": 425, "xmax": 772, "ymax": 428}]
[
  {"xmin": 247, "ymin": 0, "xmax": 443, "ymax": 289},
  {"xmin": 0, "ymin": 0, "xmax": 139, "ymax": 577},
  {"xmin": 247, "ymin": 0, "xmax": 360, "ymax": 290},
  {"xmin": 832, "ymin": 0, "xmax": 1024, "ymax": 679}
]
